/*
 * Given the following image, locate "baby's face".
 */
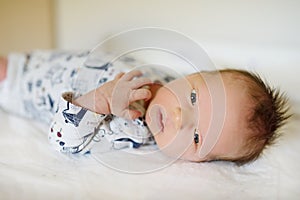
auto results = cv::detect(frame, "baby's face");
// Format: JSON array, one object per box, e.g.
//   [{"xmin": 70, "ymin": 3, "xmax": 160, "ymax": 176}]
[{"xmin": 145, "ymin": 72, "xmax": 249, "ymax": 162}]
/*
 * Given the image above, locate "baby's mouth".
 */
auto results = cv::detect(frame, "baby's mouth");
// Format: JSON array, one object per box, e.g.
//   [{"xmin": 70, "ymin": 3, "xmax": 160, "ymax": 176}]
[
  {"xmin": 157, "ymin": 107, "xmax": 164, "ymax": 132},
  {"xmin": 148, "ymin": 104, "xmax": 166, "ymax": 135}
]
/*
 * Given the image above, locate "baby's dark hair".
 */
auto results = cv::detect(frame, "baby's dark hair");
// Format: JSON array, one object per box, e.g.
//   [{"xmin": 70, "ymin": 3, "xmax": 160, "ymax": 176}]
[{"xmin": 217, "ymin": 69, "xmax": 291, "ymax": 165}]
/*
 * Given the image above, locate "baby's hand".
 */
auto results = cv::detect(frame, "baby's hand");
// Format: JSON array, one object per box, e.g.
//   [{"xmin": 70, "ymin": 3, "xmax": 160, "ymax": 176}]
[
  {"xmin": 0, "ymin": 56, "xmax": 8, "ymax": 82},
  {"xmin": 74, "ymin": 70, "xmax": 152, "ymax": 119},
  {"xmin": 108, "ymin": 70, "xmax": 152, "ymax": 119}
]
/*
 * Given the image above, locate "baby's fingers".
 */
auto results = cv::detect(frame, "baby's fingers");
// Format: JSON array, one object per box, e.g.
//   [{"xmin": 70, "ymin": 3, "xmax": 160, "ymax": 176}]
[
  {"xmin": 121, "ymin": 70, "xmax": 142, "ymax": 81},
  {"xmin": 121, "ymin": 109, "xmax": 142, "ymax": 120},
  {"xmin": 130, "ymin": 77, "xmax": 152, "ymax": 89},
  {"xmin": 114, "ymin": 72, "xmax": 125, "ymax": 79},
  {"xmin": 130, "ymin": 88, "xmax": 152, "ymax": 102}
]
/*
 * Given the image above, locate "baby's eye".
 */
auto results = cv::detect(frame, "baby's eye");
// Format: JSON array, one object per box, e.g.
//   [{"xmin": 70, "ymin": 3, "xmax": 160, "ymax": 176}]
[
  {"xmin": 194, "ymin": 129, "xmax": 199, "ymax": 144},
  {"xmin": 190, "ymin": 89, "xmax": 197, "ymax": 105}
]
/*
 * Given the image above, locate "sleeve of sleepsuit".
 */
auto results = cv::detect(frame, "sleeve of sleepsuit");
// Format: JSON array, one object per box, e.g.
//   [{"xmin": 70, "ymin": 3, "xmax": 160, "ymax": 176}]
[{"xmin": 48, "ymin": 92, "xmax": 108, "ymax": 154}]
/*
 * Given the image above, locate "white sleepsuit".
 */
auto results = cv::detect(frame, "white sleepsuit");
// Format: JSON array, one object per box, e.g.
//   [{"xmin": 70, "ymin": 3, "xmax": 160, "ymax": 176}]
[{"xmin": 0, "ymin": 50, "xmax": 176, "ymax": 154}]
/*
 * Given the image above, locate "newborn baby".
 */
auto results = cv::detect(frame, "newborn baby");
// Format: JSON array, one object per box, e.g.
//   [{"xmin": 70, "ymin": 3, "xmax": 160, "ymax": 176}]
[{"xmin": 0, "ymin": 50, "xmax": 290, "ymax": 165}]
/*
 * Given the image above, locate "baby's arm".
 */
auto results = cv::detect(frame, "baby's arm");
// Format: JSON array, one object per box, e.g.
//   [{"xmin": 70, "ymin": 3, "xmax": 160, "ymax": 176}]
[
  {"xmin": 48, "ymin": 70, "xmax": 152, "ymax": 154},
  {"xmin": 73, "ymin": 70, "xmax": 152, "ymax": 120}
]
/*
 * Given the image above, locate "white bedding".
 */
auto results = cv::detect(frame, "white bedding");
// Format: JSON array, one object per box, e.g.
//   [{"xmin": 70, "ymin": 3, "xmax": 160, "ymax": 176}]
[
  {"xmin": 0, "ymin": 102, "xmax": 299, "ymax": 199},
  {"xmin": 2, "ymin": 0, "xmax": 300, "ymax": 198}
]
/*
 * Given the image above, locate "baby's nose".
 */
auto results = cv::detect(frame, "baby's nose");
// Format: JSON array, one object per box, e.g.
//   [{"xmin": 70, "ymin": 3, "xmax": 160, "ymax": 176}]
[
  {"xmin": 172, "ymin": 107, "xmax": 194, "ymax": 130},
  {"xmin": 172, "ymin": 107, "xmax": 182, "ymax": 130}
]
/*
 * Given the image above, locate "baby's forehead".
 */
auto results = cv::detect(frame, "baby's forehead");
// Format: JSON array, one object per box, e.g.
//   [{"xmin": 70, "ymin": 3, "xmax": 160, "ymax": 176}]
[
  {"xmin": 208, "ymin": 120, "xmax": 249, "ymax": 160},
  {"xmin": 208, "ymin": 72, "xmax": 252, "ymax": 155}
]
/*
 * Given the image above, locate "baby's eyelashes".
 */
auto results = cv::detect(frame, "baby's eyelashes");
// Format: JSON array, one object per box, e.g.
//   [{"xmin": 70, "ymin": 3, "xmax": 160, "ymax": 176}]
[{"xmin": 194, "ymin": 128, "xmax": 199, "ymax": 144}]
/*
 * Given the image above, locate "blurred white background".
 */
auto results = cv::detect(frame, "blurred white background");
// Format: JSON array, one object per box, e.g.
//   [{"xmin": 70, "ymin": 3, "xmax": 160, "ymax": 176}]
[
  {"xmin": 55, "ymin": 0, "xmax": 300, "ymax": 104},
  {"xmin": 1, "ymin": 0, "xmax": 299, "ymax": 103}
]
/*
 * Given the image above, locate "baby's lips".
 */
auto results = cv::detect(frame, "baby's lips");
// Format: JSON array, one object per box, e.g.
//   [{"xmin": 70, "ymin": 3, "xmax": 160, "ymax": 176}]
[{"xmin": 147, "ymin": 104, "xmax": 164, "ymax": 136}]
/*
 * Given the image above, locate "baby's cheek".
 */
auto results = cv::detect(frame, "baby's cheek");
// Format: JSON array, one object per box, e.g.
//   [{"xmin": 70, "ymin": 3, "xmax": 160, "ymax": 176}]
[
  {"xmin": 153, "ymin": 134, "xmax": 165, "ymax": 149},
  {"xmin": 153, "ymin": 131, "xmax": 175, "ymax": 149}
]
